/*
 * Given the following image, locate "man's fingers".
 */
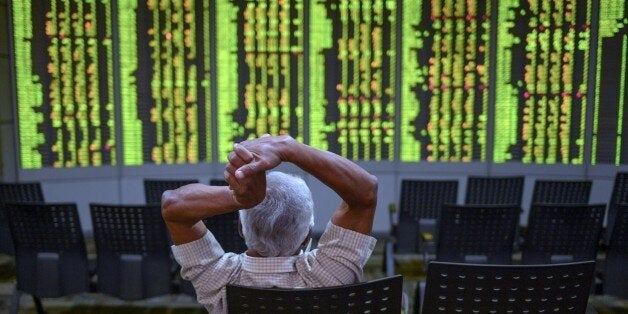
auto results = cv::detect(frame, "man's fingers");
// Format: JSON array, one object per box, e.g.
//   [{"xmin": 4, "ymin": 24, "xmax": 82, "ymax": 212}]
[
  {"xmin": 235, "ymin": 162, "xmax": 261, "ymax": 180},
  {"xmin": 228, "ymin": 150, "xmax": 248, "ymax": 169},
  {"xmin": 224, "ymin": 170, "xmax": 240, "ymax": 190},
  {"xmin": 233, "ymin": 143, "xmax": 254, "ymax": 163}
]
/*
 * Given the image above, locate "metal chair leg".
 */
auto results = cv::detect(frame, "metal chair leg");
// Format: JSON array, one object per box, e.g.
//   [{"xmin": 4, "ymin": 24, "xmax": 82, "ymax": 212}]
[
  {"xmin": 10, "ymin": 286, "xmax": 20, "ymax": 314},
  {"xmin": 32, "ymin": 295, "xmax": 46, "ymax": 314}
]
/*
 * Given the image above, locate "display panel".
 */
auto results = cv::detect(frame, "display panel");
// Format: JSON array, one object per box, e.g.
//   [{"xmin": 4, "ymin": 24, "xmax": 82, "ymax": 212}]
[
  {"xmin": 399, "ymin": 0, "xmax": 490, "ymax": 162},
  {"xmin": 11, "ymin": 0, "xmax": 115, "ymax": 169},
  {"xmin": 309, "ymin": 0, "xmax": 397, "ymax": 161},
  {"xmin": 215, "ymin": 0, "xmax": 305, "ymax": 162},
  {"xmin": 592, "ymin": 1, "xmax": 627, "ymax": 165},
  {"xmin": 118, "ymin": 0, "xmax": 212, "ymax": 165},
  {"xmin": 494, "ymin": 0, "xmax": 593, "ymax": 164}
]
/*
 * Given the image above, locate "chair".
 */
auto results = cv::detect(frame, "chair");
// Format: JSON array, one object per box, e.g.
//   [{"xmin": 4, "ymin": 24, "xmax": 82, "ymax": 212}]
[
  {"xmin": 522, "ymin": 204, "xmax": 605, "ymax": 264},
  {"xmin": 606, "ymin": 172, "xmax": 628, "ymax": 242},
  {"xmin": 531, "ymin": 180, "xmax": 592, "ymax": 204},
  {"xmin": 436, "ymin": 204, "xmax": 520, "ymax": 264},
  {"xmin": 226, "ymin": 275, "xmax": 403, "ymax": 313},
  {"xmin": 385, "ymin": 180, "xmax": 458, "ymax": 276},
  {"xmin": 604, "ymin": 204, "xmax": 628, "ymax": 298},
  {"xmin": 464, "ymin": 176, "xmax": 524, "ymax": 206},
  {"xmin": 5, "ymin": 202, "xmax": 90, "ymax": 314},
  {"xmin": 143, "ymin": 178, "xmax": 199, "ymax": 204},
  {"xmin": 0, "ymin": 182, "xmax": 44, "ymax": 255},
  {"xmin": 209, "ymin": 179, "xmax": 228, "ymax": 186},
  {"xmin": 90, "ymin": 203, "xmax": 172, "ymax": 300},
  {"xmin": 422, "ymin": 261, "xmax": 596, "ymax": 313}
]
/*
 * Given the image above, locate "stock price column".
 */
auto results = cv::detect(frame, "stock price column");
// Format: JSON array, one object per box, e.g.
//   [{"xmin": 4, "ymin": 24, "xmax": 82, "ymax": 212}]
[
  {"xmin": 216, "ymin": 0, "xmax": 305, "ymax": 162},
  {"xmin": 11, "ymin": 0, "xmax": 115, "ymax": 169},
  {"xmin": 309, "ymin": 0, "xmax": 397, "ymax": 161},
  {"xmin": 494, "ymin": 0, "xmax": 592, "ymax": 164},
  {"xmin": 592, "ymin": 1, "xmax": 627, "ymax": 165},
  {"xmin": 118, "ymin": 0, "xmax": 211, "ymax": 165},
  {"xmin": 399, "ymin": 0, "xmax": 490, "ymax": 162}
]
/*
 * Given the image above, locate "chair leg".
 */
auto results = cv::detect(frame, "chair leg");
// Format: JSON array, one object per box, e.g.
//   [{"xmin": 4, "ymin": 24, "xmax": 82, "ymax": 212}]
[
  {"xmin": 10, "ymin": 286, "xmax": 20, "ymax": 314},
  {"xmin": 384, "ymin": 241, "xmax": 396, "ymax": 277},
  {"xmin": 32, "ymin": 295, "xmax": 46, "ymax": 314}
]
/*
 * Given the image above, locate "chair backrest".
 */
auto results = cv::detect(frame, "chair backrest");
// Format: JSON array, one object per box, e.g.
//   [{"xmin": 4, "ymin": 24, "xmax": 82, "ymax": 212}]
[
  {"xmin": 226, "ymin": 275, "xmax": 403, "ymax": 313},
  {"xmin": 396, "ymin": 179, "xmax": 458, "ymax": 253},
  {"xmin": 5, "ymin": 202, "xmax": 89, "ymax": 297},
  {"xmin": 607, "ymin": 172, "xmax": 628, "ymax": 242},
  {"xmin": 531, "ymin": 180, "xmax": 592, "ymax": 204},
  {"xmin": 210, "ymin": 179, "xmax": 228, "ymax": 186},
  {"xmin": 605, "ymin": 204, "xmax": 628, "ymax": 298},
  {"xmin": 143, "ymin": 179, "xmax": 199, "ymax": 204},
  {"xmin": 203, "ymin": 211, "xmax": 247, "ymax": 253},
  {"xmin": 0, "ymin": 182, "xmax": 45, "ymax": 255},
  {"xmin": 464, "ymin": 176, "xmax": 524, "ymax": 205},
  {"xmin": 436, "ymin": 204, "xmax": 520, "ymax": 264},
  {"xmin": 522, "ymin": 204, "xmax": 605, "ymax": 264},
  {"xmin": 90, "ymin": 203, "xmax": 172, "ymax": 300},
  {"xmin": 422, "ymin": 261, "xmax": 596, "ymax": 313}
]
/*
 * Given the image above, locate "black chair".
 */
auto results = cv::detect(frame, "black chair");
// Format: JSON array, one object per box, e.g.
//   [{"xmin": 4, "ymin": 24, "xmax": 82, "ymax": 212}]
[
  {"xmin": 436, "ymin": 204, "xmax": 520, "ymax": 264},
  {"xmin": 385, "ymin": 180, "xmax": 458, "ymax": 276},
  {"xmin": 143, "ymin": 179, "xmax": 199, "ymax": 204},
  {"xmin": 607, "ymin": 172, "xmax": 628, "ymax": 242},
  {"xmin": 531, "ymin": 179, "xmax": 592, "ymax": 204},
  {"xmin": 209, "ymin": 179, "xmax": 228, "ymax": 186},
  {"xmin": 90, "ymin": 203, "xmax": 172, "ymax": 300},
  {"xmin": 464, "ymin": 176, "xmax": 524, "ymax": 206},
  {"xmin": 226, "ymin": 275, "xmax": 403, "ymax": 314},
  {"xmin": 603, "ymin": 204, "xmax": 628, "ymax": 298},
  {"xmin": 0, "ymin": 182, "xmax": 44, "ymax": 255},
  {"xmin": 522, "ymin": 204, "xmax": 605, "ymax": 264},
  {"xmin": 6, "ymin": 202, "xmax": 90, "ymax": 314},
  {"xmin": 422, "ymin": 261, "xmax": 596, "ymax": 313}
]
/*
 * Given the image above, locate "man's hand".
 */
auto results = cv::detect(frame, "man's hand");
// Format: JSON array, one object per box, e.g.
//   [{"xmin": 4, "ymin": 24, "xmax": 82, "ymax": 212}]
[
  {"xmin": 225, "ymin": 143, "xmax": 267, "ymax": 208},
  {"xmin": 231, "ymin": 135, "xmax": 294, "ymax": 180}
]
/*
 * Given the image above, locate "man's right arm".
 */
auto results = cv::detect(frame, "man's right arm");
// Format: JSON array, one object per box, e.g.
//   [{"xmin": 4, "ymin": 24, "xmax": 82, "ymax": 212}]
[{"xmin": 231, "ymin": 136, "xmax": 378, "ymax": 235}]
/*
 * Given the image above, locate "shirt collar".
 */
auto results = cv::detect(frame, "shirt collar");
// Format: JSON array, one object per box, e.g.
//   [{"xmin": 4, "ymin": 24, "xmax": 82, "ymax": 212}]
[{"xmin": 241, "ymin": 254, "xmax": 301, "ymax": 273}]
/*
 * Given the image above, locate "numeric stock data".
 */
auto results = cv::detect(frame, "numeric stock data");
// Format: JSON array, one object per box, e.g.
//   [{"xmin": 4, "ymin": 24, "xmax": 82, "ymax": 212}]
[
  {"xmin": 11, "ymin": 0, "xmax": 115, "ymax": 169},
  {"xmin": 494, "ymin": 0, "xmax": 592, "ymax": 164},
  {"xmin": 399, "ymin": 0, "xmax": 490, "ymax": 162},
  {"xmin": 118, "ymin": 0, "xmax": 212, "ymax": 165},
  {"xmin": 216, "ymin": 0, "xmax": 305, "ymax": 162},
  {"xmin": 309, "ymin": 0, "xmax": 397, "ymax": 161},
  {"xmin": 592, "ymin": 0, "xmax": 627, "ymax": 165}
]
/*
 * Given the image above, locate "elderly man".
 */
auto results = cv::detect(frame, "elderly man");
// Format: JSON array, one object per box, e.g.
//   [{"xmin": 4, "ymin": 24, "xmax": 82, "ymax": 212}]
[{"xmin": 161, "ymin": 135, "xmax": 378, "ymax": 313}]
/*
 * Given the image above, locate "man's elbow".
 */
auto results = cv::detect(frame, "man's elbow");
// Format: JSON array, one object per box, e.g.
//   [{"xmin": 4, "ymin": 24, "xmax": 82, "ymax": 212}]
[
  {"xmin": 161, "ymin": 190, "xmax": 181, "ymax": 222},
  {"xmin": 361, "ymin": 174, "xmax": 378, "ymax": 208}
]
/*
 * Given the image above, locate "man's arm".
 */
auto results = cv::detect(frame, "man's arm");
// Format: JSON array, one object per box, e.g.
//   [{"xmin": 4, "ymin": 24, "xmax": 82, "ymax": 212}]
[
  {"xmin": 162, "ymin": 149, "xmax": 266, "ymax": 245},
  {"xmin": 231, "ymin": 136, "xmax": 378, "ymax": 235}
]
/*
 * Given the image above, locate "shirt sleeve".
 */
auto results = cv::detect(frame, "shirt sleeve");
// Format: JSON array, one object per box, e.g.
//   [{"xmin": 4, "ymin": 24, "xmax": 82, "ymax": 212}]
[
  {"xmin": 296, "ymin": 221, "xmax": 377, "ymax": 287},
  {"xmin": 171, "ymin": 231, "xmax": 241, "ymax": 313}
]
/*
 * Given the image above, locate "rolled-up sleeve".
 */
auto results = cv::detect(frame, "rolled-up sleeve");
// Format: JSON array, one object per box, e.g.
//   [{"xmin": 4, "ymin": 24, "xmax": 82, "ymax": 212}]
[
  {"xmin": 172, "ymin": 231, "xmax": 241, "ymax": 312},
  {"xmin": 297, "ymin": 222, "xmax": 377, "ymax": 286}
]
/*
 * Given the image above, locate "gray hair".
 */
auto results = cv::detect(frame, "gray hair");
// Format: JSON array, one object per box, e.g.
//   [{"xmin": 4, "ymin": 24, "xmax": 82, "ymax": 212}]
[{"xmin": 239, "ymin": 171, "xmax": 314, "ymax": 257}]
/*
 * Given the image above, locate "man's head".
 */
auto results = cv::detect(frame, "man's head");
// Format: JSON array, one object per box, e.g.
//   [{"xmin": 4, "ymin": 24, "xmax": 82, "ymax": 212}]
[{"xmin": 239, "ymin": 171, "xmax": 314, "ymax": 257}]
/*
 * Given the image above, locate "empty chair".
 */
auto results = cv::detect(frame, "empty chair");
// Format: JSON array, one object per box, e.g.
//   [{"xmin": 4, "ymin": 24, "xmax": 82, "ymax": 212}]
[
  {"xmin": 0, "ymin": 182, "xmax": 44, "ymax": 255},
  {"xmin": 436, "ymin": 204, "xmax": 520, "ymax": 264},
  {"xmin": 604, "ymin": 204, "xmax": 628, "ymax": 298},
  {"xmin": 385, "ymin": 180, "xmax": 458, "ymax": 276},
  {"xmin": 464, "ymin": 176, "xmax": 524, "ymax": 206},
  {"xmin": 5, "ymin": 202, "xmax": 90, "ymax": 314},
  {"xmin": 90, "ymin": 203, "xmax": 172, "ymax": 300},
  {"xmin": 209, "ymin": 179, "xmax": 228, "ymax": 186},
  {"xmin": 226, "ymin": 275, "xmax": 403, "ymax": 314},
  {"xmin": 531, "ymin": 179, "xmax": 592, "ymax": 204},
  {"xmin": 422, "ymin": 261, "xmax": 596, "ymax": 313},
  {"xmin": 607, "ymin": 172, "xmax": 628, "ymax": 242},
  {"xmin": 143, "ymin": 179, "xmax": 199, "ymax": 204},
  {"xmin": 522, "ymin": 204, "xmax": 605, "ymax": 264}
]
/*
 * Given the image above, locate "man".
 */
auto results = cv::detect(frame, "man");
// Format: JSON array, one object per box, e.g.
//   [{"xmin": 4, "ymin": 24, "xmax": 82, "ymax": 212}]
[{"xmin": 161, "ymin": 135, "xmax": 378, "ymax": 313}]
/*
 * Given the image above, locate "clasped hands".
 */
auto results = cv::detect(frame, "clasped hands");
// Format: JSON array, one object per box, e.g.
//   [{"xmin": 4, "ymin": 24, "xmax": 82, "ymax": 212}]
[{"xmin": 224, "ymin": 135, "xmax": 290, "ymax": 209}]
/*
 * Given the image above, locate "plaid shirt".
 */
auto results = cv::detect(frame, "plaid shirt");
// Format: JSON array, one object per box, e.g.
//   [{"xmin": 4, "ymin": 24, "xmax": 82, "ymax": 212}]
[{"xmin": 172, "ymin": 221, "xmax": 377, "ymax": 313}]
